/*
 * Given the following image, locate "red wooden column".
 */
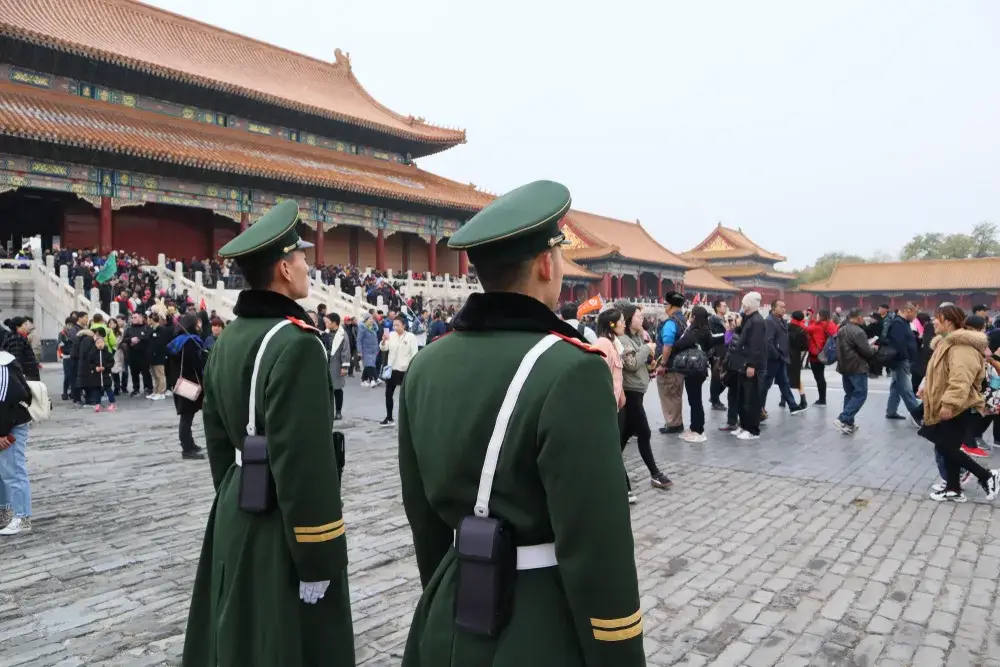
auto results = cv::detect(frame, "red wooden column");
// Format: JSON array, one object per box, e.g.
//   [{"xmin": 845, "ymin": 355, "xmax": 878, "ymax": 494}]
[
  {"xmin": 240, "ymin": 211, "xmax": 249, "ymax": 232},
  {"xmin": 657, "ymin": 275, "xmax": 664, "ymax": 301},
  {"xmin": 375, "ymin": 229, "xmax": 386, "ymax": 272},
  {"xmin": 458, "ymin": 250, "xmax": 469, "ymax": 276},
  {"xmin": 428, "ymin": 235, "xmax": 438, "ymax": 275},
  {"xmin": 314, "ymin": 223, "xmax": 325, "ymax": 266},
  {"xmin": 99, "ymin": 196, "xmax": 112, "ymax": 254},
  {"xmin": 601, "ymin": 273, "xmax": 611, "ymax": 297}
]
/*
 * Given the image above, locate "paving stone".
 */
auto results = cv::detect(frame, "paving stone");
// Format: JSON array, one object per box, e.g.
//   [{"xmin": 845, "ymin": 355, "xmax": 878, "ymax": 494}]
[{"xmin": 0, "ymin": 371, "xmax": 996, "ymax": 665}]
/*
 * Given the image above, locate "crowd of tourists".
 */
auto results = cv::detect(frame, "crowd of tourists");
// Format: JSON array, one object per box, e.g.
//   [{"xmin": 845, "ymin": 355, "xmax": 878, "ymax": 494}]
[{"xmin": 575, "ymin": 292, "xmax": 1000, "ymax": 505}]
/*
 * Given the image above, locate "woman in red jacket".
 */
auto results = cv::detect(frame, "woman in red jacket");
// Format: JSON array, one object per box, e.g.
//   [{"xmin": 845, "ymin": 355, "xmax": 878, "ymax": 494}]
[{"xmin": 805, "ymin": 308, "xmax": 839, "ymax": 405}]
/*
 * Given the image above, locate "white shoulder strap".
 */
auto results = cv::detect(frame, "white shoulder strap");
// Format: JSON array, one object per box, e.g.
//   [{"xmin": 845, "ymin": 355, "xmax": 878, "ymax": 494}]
[
  {"xmin": 246, "ymin": 319, "xmax": 292, "ymax": 436},
  {"xmin": 474, "ymin": 334, "xmax": 561, "ymax": 518}
]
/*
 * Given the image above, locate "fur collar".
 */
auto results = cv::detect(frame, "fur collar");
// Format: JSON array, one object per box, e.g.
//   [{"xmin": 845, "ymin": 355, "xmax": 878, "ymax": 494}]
[
  {"xmin": 233, "ymin": 289, "xmax": 311, "ymax": 321},
  {"xmin": 930, "ymin": 328, "xmax": 988, "ymax": 352},
  {"xmin": 451, "ymin": 292, "xmax": 585, "ymax": 341}
]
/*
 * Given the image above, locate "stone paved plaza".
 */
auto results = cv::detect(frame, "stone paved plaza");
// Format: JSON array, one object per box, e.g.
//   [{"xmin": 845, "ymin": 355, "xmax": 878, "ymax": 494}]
[{"xmin": 4, "ymin": 368, "xmax": 1000, "ymax": 666}]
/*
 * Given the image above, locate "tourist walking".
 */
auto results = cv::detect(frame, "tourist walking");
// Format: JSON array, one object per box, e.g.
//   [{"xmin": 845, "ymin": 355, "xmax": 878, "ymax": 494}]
[
  {"xmin": 357, "ymin": 316, "xmax": 379, "ymax": 386},
  {"xmin": 324, "ymin": 312, "xmax": 350, "ymax": 421},
  {"xmin": 834, "ymin": 308, "xmax": 877, "ymax": 435},
  {"xmin": 399, "ymin": 181, "xmax": 644, "ymax": 666},
  {"xmin": 169, "ymin": 313, "xmax": 206, "ymax": 460},
  {"xmin": 761, "ymin": 299, "xmax": 807, "ymax": 416},
  {"xmin": 919, "ymin": 304, "xmax": 1000, "ymax": 503},
  {"xmin": 673, "ymin": 306, "xmax": 714, "ymax": 443},
  {"xmin": 884, "ymin": 303, "xmax": 923, "ymax": 424},
  {"xmin": 593, "ymin": 308, "xmax": 626, "ymax": 413},
  {"xmin": 618, "ymin": 303, "xmax": 672, "ymax": 502},
  {"xmin": 733, "ymin": 292, "xmax": 766, "ymax": 440},
  {"xmin": 806, "ymin": 308, "xmax": 838, "ymax": 405},
  {"xmin": 183, "ymin": 200, "xmax": 354, "ymax": 666},
  {"xmin": 379, "ymin": 315, "xmax": 417, "ymax": 425},
  {"xmin": 0, "ymin": 349, "xmax": 33, "ymax": 536},
  {"xmin": 656, "ymin": 291, "xmax": 688, "ymax": 434}
]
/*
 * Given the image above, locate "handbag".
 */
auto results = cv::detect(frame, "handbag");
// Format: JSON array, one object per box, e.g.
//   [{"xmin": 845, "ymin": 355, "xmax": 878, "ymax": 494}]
[
  {"xmin": 173, "ymin": 346, "xmax": 203, "ymax": 401},
  {"xmin": 672, "ymin": 347, "xmax": 710, "ymax": 378},
  {"xmin": 381, "ymin": 364, "xmax": 394, "ymax": 381},
  {"xmin": 24, "ymin": 380, "xmax": 50, "ymax": 423}
]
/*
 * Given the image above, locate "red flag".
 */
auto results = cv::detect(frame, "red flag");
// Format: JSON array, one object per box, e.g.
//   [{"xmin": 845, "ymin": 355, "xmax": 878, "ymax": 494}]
[
  {"xmin": 199, "ymin": 298, "xmax": 207, "ymax": 311},
  {"xmin": 691, "ymin": 293, "xmax": 701, "ymax": 306}
]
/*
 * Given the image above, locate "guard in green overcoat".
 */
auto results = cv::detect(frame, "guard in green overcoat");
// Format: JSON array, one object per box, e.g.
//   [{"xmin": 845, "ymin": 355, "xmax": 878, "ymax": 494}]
[
  {"xmin": 182, "ymin": 200, "xmax": 354, "ymax": 667},
  {"xmin": 399, "ymin": 181, "xmax": 646, "ymax": 667}
]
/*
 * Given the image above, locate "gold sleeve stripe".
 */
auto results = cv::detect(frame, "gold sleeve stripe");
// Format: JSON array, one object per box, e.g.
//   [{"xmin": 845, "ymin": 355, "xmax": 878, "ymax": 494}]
[
  {"xmin": 593, "ymin": 618, "xmax": 643, "ymax": 642},
  {"xmin": 294, "ymin": 519, "xmax": 345, "ymax": 535},
  {"xmin": 294, "ymin": 525, "xmax": 346, "ymax": 543},
  {"xmin": 590, "ymin": 610, "xmax": 642, "ymax": 629}
]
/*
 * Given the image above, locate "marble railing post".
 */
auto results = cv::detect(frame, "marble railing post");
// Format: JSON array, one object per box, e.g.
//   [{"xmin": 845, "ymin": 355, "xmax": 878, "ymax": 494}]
[
  {"xmin": 110, "ymin": 301, "xmax": 120, "ymax": 318},
  {"xmin": 194, "ymin": 271, "xmax": 204, "ymax": 308},
  {"xmin": 334, "ymin": 278, "xmax": 342, "ymax": 293},
  {"xmin": 377, "ymin": 295, "xmax": 384, "ymax": 309},
  {"xmin": 45, "ymin": 254, "xmax": 55, "ymax": 272},
  {"xmin": 59, "ymin": 265, "xmax": 69, "ymax": 286},
  {"xmin": 157, "ymin": 253, "xmax": 166, "ymax": 269}
]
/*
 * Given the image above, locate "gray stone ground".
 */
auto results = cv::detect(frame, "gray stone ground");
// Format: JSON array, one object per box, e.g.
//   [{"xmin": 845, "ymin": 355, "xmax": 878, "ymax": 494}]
[{"xmin": 2, "ymin": 367, "xmax": 1000, "ymax": 666}]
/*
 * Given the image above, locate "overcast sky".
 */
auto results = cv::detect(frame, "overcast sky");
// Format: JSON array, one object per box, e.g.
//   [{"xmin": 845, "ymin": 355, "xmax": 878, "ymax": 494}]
[{"xmin": 145, "ymin": 0, "xmax": 1000, "ymax": 269}]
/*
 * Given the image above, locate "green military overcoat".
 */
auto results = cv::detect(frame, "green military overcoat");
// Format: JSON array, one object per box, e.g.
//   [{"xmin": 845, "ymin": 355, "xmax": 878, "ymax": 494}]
[
  {"xmin": 399, "ymin": 292, "xmax": 646, "ymax": 667},
  {"xmin": 182, "ymin": 290, "xmax": 354, "ymax": 667}
]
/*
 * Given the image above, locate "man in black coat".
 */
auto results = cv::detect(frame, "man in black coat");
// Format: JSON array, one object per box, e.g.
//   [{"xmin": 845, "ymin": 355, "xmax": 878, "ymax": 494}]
[
  {"xmin": 734, "ymin": 292, "xmax": 767, "ymax": 440},
  {"xmin": 762, "ymin": 300, "xmax": 808, "ymax": 416},
  {"xmin": 124, "ymin": 312, "xmax": 153, "ymax": 396}
]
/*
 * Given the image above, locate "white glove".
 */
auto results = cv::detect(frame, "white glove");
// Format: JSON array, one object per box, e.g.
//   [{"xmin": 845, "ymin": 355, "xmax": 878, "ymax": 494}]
[{"xmin": 299, "ymin": 580, "xmax": 330, "ymax": 604}]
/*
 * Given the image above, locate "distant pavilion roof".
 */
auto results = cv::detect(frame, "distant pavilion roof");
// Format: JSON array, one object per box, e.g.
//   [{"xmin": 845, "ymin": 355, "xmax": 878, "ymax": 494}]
[
  {"xmin": 0, "ymin": 0, "xmax": 466, "ymax": 147},
  {"xmin": 563, "ymin": 258, "xmax": 602, "ymax": 280},
  {"xmin": 707, "ymin": 265, "xmax": 796, "ymax": 282},
  {"xmin": 0, "ymin": 81, "xmax": 491, "ymax": 211},
  {"xmin": 800, "ymin": 258, "xmax": 1000, "ymax": 293},
  {"xmin": 683, "ymin": 267, "xmax": 738, "ymax": 293},
  {"xmin": 683, "ymin": 223, "xmax": 787, "ymax": 263},
  {"xmin": 562, "ymin": 210, "xmax": 692, "ymax": 270}
]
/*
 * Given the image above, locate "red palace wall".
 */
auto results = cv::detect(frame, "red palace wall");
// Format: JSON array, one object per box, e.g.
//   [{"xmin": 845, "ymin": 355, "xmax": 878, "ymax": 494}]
[{"xmin": 62, "ymin": 202, "xmax": 239, "ymax": 261}]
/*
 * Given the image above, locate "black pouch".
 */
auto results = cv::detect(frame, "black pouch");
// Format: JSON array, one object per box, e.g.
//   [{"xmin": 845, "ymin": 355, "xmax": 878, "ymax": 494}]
[
  {"xmin": 238, "ymin": 435, "xmax": 276, "ymax": 514},
  {"xmin": 454, "ymin": 514, "xmax": 516, "ymax": 637},
  {"xmin": 333, "ymin": 431, "xmax": 345, "ymax": 479}
]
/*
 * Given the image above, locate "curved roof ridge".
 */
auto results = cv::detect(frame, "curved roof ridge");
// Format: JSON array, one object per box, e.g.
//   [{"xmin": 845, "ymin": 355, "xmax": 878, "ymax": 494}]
[
  {"xmin": 568, "ymin": 209, "xmax": 691, "ymax": 269},
  {"xmin": 0, "ymin": 0, "xmax": 466, "ymax": 146}
]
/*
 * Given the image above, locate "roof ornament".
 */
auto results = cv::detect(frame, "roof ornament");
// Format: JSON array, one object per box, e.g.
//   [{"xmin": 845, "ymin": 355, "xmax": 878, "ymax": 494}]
[
  {"xmin": 333, "ymin": 48, "xmax": 352, "ymax": 72},
  {"xmin": 636, "ymin": 218, "xmax": 641, "ymax": 226}
]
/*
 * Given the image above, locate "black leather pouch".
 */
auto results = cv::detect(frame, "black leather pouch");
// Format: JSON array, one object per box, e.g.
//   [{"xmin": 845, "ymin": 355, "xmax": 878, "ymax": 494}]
[
  {"xmin": 333, "ymin": 431, "xmax": 345, "ymax": 479},
  {"xmin": 238, "ymin": 435, "xmax": 276, "ymax": 514},
  {"xmin": 454, "ymin": 514, "xmax": 516, "ymax": 637}
]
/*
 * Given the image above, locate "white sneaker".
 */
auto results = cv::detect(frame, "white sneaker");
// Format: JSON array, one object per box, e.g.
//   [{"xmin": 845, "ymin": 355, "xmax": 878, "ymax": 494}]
[
  {"xmin": 679, "ymin": 429, "xmax": 695, "ymax": 439},
  {"xmin": 987, "ymin": 470, "xmax": 1000, "ymax": 501},
  {"xmin": 931, "ymin": 479, "xmax": 948, "ymax": 493},
  {"xmin": 686, "ymin": 432, "xmax": 708, "ymax": 443},
  {"xmin": 736, "ymin": 431, "xmax": 760, "ymax": 441},
  {"xmin": 0, "ymin": 516, "xmax": 30, "ymax": 535},
  {"xmin": 627, "ymin": 492, "xmax": 638, "ymax": 505},
  {"xmin": 731, "ymin": 428, "xmax": 745, "ymax": 437}
]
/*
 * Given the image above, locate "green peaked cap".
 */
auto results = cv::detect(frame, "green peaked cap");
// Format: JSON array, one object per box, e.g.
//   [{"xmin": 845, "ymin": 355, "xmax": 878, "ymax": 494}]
[
  {"xmin": 218, "ymin": 199, "xmax": 313, "ymax": 263},
  {"xmin": 448, "ymin": 180, "xmax": 571, "ymax": 265}
]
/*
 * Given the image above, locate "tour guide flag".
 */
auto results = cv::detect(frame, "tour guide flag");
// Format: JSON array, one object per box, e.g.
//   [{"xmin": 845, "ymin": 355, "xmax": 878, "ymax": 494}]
[
  {"xmin": 95, "ymin": 251, "xmax": 118, "ymax": 284},
  {"xmin": 577, "ymin": 295, "xmax": 604, "ymax": 319}
]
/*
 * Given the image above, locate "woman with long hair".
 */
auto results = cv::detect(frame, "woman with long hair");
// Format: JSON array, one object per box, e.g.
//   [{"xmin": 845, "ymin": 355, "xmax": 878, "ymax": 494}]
[
  {"xmin": 593, "ymin": 308, "xmax": 625, "ymax": 412},
  {"xmin": 920, "ymin": 304, "xmax": 999, "ymax": 502},
  {"xmin": 672, "ymin": 306, "xmax": 714, "ymax": 442},
  {"xmin": 617, "ymin": 303, "xmax": 672, "ymax": 503},
  {"xmin": 379, "ymin": 315, "xmax": 418, "ymax": 425},
  {"xmin": 167, "ymin": 312, "xmax": 207, "ymax": 460}
]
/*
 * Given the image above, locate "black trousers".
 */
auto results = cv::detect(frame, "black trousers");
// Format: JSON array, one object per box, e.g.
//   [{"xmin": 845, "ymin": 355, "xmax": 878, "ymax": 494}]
[
  {"xmin": 334, "ymin": 389, "xmax": 344, "ymax": 414},
  {"xmin": 968, "ymin": 412, "xmax": 1000, "ymax": 444},
  {"xmin": 179, "ymin": 412, "xmax": 198, "ymax": 453},
  {"xmin": 810, "ymin": 360, "xmax": 828, "ymax": 403},
  {"xmin": 62, "ymin": 358, "xmax": 75, "ymax": 398},
  {"xmin": 926, "ymin": 412, "xmax": 990, "ymax": 492},
  {"xmin": 726, "ymin": 375, "xmax": 740, "ymax": 427},
  {"xmin": 684, "ymin": 375, "xmax": 706, "ymax": 434},
  {"xmin": 709, "ymin": 362, "xmax": 724, "ymax": 405},
  {"xmin": 385, "ymin": 370, "xmax": 405, "ymax": 419},
  {"xmin": 738, "ymin": 373, "xmax": 761, "ymax": 435},
  {"xmin": 131, "ymin": 361, "xmax": 153, "ymax": 393},
  {"xmin": 619, "ymin": 390, "xmax": 661, "ymax": 484}
]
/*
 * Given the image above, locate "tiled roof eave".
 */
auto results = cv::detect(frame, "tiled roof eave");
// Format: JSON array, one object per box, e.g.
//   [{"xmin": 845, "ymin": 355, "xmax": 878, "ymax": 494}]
[
  {"xmin": 1, "ymin": 126, "xmax": 484, "ymax": 213},
  {"xmin": 0, "ymin": 25, "xmax": 465, "ymax": 147}
]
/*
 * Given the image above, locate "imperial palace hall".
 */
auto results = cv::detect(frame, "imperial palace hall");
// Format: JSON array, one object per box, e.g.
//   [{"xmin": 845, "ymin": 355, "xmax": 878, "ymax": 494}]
[{"xmin": 0, "ymin": 0, "xmax": 497, "ymax": 274}]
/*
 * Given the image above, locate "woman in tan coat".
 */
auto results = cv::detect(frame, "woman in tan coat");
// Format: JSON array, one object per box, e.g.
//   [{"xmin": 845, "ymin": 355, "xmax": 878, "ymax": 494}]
[{"xmin": 920, "ymin": 304, "xmax": 1000, "ymax": 502}]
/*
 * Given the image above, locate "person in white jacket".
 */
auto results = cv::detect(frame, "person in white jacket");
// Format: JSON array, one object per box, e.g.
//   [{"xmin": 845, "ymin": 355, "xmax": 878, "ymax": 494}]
[{"xmin": 379, "ymin": 315, "xmax": 418, "ymax": 424}]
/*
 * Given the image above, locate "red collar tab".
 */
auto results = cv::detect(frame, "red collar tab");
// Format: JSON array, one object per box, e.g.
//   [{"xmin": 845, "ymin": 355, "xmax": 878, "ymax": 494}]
[
  {"xmin": 286, "ymin": 316, "xmax": 321, "ymax": 334},
  {"xmin": 548, "ymin": 331, "xmax": 605, "ymax": 357}
]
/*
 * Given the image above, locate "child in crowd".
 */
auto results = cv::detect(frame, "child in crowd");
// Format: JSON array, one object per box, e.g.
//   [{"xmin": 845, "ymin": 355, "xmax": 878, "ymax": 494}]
[{"xmin": 85, "ymin": 331, "xmax": 117, "ymax": 412}]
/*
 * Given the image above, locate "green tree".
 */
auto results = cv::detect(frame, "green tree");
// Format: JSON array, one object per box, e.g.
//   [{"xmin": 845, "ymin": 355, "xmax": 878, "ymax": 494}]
[
  {"xmin": 792, "ymin": 251, "xmax": 867, "ymax": 286},
  {"xmin": 970, "ymin": 221, "xmax": 1000, "ymax": 257},
  {"xmin": 901, "ymin": 233, "xmax": 946, "ymax": 260}
]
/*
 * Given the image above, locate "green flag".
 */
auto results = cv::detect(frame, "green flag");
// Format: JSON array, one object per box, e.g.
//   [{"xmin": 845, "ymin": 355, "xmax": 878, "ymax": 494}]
[{"xmin": 95, "ymin": 251, "xmax": 118, "ymax": 284}]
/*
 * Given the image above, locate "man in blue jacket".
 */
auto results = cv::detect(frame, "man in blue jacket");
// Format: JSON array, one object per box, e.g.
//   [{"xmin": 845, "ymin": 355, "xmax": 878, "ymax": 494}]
[{"xmin": 884, "ymin": 303, "xmax": 923, "ymax": 424}]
